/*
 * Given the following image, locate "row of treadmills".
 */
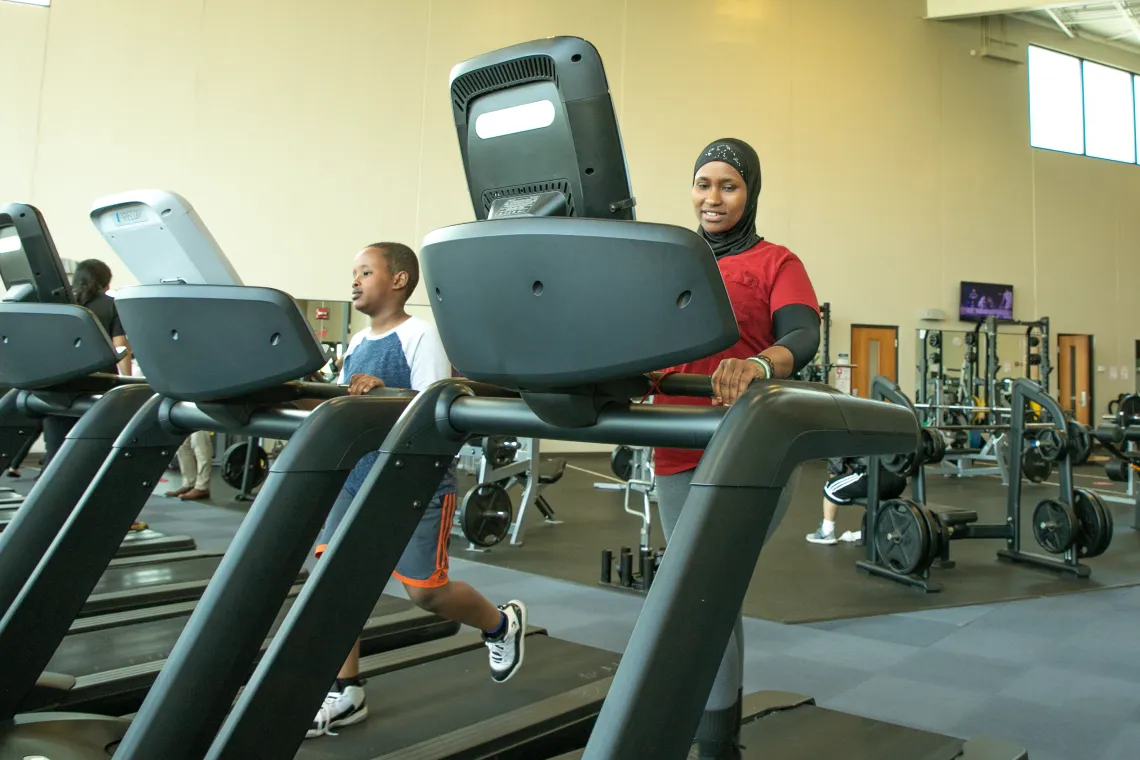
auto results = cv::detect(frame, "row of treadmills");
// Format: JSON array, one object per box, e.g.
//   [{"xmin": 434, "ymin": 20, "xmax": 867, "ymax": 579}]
[{"xmin": 0, "ymin": 36, "xmax": 1027, "ymax": 760}]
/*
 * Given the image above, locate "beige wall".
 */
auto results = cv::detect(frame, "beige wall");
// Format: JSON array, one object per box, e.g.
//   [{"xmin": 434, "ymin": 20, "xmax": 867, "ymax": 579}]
[{"xmin": 4, "ymin": 0, "xmax": 1139, "ymax": 453}]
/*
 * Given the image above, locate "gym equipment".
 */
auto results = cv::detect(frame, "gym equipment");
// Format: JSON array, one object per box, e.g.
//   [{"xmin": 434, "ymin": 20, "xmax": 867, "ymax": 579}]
[
  {"xmin": 220, "ymin": 439, "xmax": 269, "ymax": 490},
  {"xmin": 1068, "ymin": 418, "xmax": 1094, "ymax": 465},
  {"xmin": 597, "ymin": 444, "xmax": 661, "ymax": 594},
  {"xmin": 455, "ymin": 435, "xmax": 565, "ymax": 548},
  {"xmin": 793, "ymin": 301, "xmax": 833, "ymax": 384},
  {"xmin": 858, "ymin": 375, "xmax": 1104, "ymax": 592},
  {"xmin": 1091, "ymin": 416, "xmax": 1140, "ymax": 529},
  {"xmin": 459, "ymin": 482, "xmax": 513, "ymax": 548},
  {"xmin": 1117, "ymin": 393, "xmax": 1140, "ymax": 427}
]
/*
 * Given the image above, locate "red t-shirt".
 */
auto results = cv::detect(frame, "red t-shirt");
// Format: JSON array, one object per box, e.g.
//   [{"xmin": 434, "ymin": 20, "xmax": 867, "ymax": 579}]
[{"xmin": 652, "ymin": 240, "xmax": 819, "ymax": 476}]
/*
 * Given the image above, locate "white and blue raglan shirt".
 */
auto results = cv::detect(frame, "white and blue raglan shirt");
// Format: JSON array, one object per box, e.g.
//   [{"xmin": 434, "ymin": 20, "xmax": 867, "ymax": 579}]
[{"xmin": 338, "ymin": 316, "xmax": 458, "ymax": 497}]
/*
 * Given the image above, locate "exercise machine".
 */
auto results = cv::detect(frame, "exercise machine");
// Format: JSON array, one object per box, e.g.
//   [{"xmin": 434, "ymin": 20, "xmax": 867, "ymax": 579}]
[
  {"xmin": 92, "ymin": 36, "xmax": 1023, "ymax": 760},
  {"xmin": 859, "ymin": 375, "xmax": 1111, "ymax": 592},
  {"xmin": 455, "ymin": 435, "xmax": 566, "ymax": 549}
]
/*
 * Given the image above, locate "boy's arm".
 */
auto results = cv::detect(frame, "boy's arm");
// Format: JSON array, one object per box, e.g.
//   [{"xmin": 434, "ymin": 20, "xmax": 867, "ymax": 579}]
[{"xmin": 407, "ymin": 325, "xmax": 454, "ymax": 392}]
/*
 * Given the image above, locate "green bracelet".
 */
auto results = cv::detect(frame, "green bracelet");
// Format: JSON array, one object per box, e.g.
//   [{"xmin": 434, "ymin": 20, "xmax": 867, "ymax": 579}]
[{"xmin": 746, "ymin": 356, "xmax": 772, "ymax": 379}]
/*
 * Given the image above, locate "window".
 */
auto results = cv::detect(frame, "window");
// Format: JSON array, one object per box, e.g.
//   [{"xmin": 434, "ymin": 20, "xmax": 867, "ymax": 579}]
[
  {"xmin": 1083, "ymin": 61, "xmax": 1135, "ymax": 163},
  {"xmin": 1028, "ymin": 45, "xmax": 1140, "ymax": 166},
  {"xmin": 1029, "ymin": 47, "xmax": 1084, "ymax": 154}
]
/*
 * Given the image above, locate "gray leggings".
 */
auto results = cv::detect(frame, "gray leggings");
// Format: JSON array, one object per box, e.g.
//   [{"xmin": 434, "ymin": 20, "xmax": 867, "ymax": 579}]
[{"xmin": 654, "ymin": 469, "xmax": 743, "ymax": 712}]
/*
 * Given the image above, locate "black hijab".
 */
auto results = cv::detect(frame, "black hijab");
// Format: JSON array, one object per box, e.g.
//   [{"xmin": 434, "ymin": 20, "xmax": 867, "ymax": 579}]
[{"xmin": 693, "ymin": 138, "xmax": 763, "ymax": 257}]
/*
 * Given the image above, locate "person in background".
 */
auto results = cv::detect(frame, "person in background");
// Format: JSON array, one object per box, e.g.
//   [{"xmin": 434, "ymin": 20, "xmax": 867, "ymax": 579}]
[
  {"xmin": 806, "ymin": 456, "xmax": 908, "ymax": 545},
  {"xmin": 165, "ymin": 431, "xmax": 213, "ymax": 501},
  {"xmin": 651, "ymin": 138, "xmax": 821, "ymax": 760},
  {"xmin": 41, "ymin": 260, "xmax": 143, "ymax": 529}
]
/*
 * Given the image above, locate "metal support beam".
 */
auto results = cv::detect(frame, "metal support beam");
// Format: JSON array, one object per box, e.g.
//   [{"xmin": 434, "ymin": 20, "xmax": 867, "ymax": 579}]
[
  {"xmin": 927, "ymin": 0, "xmax": 1082, "ymax": 20},
  {"xmin": 1046, "ymin": 7, "xmax": 1075, "ymax": 37},
  {"xmin": 1113, "ymin": 0, "xmax": 1140, "ymax": 44}
]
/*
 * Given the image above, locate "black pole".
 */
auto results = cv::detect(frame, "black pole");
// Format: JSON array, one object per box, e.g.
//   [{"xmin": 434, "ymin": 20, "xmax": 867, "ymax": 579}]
[
  {"xmin": 0, "ymin": 389, "xmax": 178, "ymax": 718},
  {"xmin": 0, "ymin": 384, "xmax": 153, "ymax": 636},
  {"xmin": 581, "ymin": 383, "xmax": 919, "ymax": 759},
  {"xmin": 202, "ymin": 384, "xmax": 467, "ymax": 760},
  {"xmin": 114, "ymin": 395, "xmax": 413, "ymax": 760}
]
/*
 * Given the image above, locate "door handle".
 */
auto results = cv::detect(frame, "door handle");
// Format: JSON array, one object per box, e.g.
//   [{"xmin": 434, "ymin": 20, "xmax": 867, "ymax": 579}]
[{"xmin": 1080, "ymin": 391, "xmax": 1087, "ymax": 408}]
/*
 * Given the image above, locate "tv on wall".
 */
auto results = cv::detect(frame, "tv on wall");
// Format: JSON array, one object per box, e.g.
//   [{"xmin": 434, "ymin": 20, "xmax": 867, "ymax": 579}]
[{"xmin": 959, "ymin": 281, "xmax": 1013, "ymax": 321}]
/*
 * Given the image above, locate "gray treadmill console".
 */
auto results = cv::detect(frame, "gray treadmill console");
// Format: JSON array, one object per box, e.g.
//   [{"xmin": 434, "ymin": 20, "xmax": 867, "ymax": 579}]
[{"xmin": 89, "ymin": 190, "xmax": 243, "ymax": 286}]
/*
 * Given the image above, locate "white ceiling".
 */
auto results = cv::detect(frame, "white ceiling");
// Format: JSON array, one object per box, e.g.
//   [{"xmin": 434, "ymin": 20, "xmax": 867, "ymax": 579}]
[{"xmin": 1018, "ymin": 2, "xmax": 1140, "ymax": 53}]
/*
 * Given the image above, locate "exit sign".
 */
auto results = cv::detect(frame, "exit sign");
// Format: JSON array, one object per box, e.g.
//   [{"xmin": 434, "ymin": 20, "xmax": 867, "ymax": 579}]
[{"xmin": 315, "ymin": 307, "xmax": 330, "ymax": 320}]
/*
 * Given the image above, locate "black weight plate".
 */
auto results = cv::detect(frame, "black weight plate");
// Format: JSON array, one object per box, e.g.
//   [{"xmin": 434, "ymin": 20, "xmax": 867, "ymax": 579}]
[
  {"xmin": 460, "ymin": 484, "xmax": 513, "ymax": 548},
  {"xmin": 1022, "ymin": 448, "xmax": 1052, "ymax": 484},
  {"xmin": 221, "ymin": 442, "xmax": 269, "ymax": 490},
  {"xmin": 883, "ymin": 450, "xmax": 916, "ymax": 477},
  {"xmin": 1032, "ymin": 498, "xmax": 1077, "ymax": 554},
  {"xmin": 928, "ymin": 332, "xmax": 941, "ymax": 349},
  {"xmin": 1096, "ymin": 493, "xmax": 1114, "ymax": 557},
  {"xmin": 483, "ymin": 436, "xmax": 518, "ymax": 469},
  {"xmin": 610, "ymin": 445, "xmax": 635, "ymax": 481},
  {"xmin": 1118, "ymin": 395, "xmax": 1140, "ymax": 427},
  {"xmin": 916, "ymin": 504, "xmax": 943, "ymax": 572},
  {"xmin": 1067, "ymin": 419, "xmax": 1093, "ymax": 466},
  {"xmin": 1105, "ymin": 459, "xmax": 1130, "ymax": 482},
  {"xmin": 1035, "ymin": 428, "xmax": 1068, "ymax": 463},
  {"xmin": 873, "ymin": 499, "xmax": 930, "ymax": 576},
  {"xmin": 1071, "ymin": 488, "xmax": 1104, "ymax": 558},
  {"xmin": 920, "ymin": 428, "xmax": 946, "ymax": 465}
]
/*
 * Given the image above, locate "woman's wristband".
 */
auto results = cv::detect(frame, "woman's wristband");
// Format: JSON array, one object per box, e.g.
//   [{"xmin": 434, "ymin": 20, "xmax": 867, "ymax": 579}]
[{"xmin": 746, "ymin": 355, "xmax": 774, "ymax": 379}]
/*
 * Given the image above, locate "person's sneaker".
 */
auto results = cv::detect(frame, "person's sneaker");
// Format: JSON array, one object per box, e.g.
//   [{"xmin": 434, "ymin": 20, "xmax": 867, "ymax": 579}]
[
  {"xmin": 839, "ymin": 530, "xmax": 862, "ymax": 543},
  {"xmin": 805, "ymin": 526, "xmax": 837, "ymax": 545},
  {"xmin": 485, "ymin": 600, "xmax": 527, "ymax": 683},
  {"xmin": 307, "ymin": 684, "xmax": 367, "ymax": 739}
]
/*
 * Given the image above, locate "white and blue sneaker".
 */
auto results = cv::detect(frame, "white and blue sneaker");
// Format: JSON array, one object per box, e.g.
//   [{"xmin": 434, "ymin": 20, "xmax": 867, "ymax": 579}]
[
  {"xmin": 307, "ymin": 683, "xmax": 367, "ymax": 739},
  {"xmin": 485, "ymin": 600, "xmax": 527, "ymax": 683}
]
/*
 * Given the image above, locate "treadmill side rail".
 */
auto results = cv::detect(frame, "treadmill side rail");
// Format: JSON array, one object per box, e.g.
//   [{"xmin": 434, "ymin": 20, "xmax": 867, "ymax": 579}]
[
  {"xmin": 115, "ymin": 394, "xmax": 418, "ymax": 760},
  {"xmin": 0, "ymin": 391, "xmax": 181, "ymax": 719},
  {"xmin": 0, "ymin": 384, "xmax": 155, "ymax": 619}
]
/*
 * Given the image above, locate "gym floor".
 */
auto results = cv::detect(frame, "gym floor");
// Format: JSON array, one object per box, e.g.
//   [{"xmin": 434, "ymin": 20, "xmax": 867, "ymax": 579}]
[{"xmin": 10, "ymin": 457, "xmax": 1139, "ymax": 760}]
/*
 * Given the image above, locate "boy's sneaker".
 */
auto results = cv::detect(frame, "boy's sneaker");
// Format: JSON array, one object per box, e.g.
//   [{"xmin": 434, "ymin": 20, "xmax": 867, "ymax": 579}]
[
  {"xmin": 485, "ymin": 600, "xmax": 527, "ymax": 683},
  {"xmin": 307, "ymin": 684, "xmax": 367, "ymax": 739},
  {"xmin": 805, "ymin": 526, "xmax": 837, "ymax": 545}
]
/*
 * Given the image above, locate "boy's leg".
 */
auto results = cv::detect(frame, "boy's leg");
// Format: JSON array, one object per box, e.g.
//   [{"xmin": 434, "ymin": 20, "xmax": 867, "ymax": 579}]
[
  {"xmin": 307, "ymin": 489, "xmax": 369, "ymax": 739},
  {"xmin": 396, "ymin": 492, "xmax": 527, "ymax": 684}
]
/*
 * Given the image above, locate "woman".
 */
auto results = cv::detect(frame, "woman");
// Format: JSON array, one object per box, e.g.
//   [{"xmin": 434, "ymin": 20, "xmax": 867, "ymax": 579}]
[{"xmin": 652, "ymin": 138, "xmax": 820, "ymax": 760}]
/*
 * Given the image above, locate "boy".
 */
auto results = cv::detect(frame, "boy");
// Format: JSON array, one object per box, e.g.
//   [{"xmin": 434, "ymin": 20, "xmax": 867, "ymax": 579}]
[{"xmin": 307, "ymin": 243, "xmax": 527, "ymax": 739}]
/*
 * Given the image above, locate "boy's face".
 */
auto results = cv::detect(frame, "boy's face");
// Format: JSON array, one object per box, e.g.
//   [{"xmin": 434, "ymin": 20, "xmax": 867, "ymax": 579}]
[{"xmin": 351, "ymin": 247, "xmax": 406, "ymax": 315}]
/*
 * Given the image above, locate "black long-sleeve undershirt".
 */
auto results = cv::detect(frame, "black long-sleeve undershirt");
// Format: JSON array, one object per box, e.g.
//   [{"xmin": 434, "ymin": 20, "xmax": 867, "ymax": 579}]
[{"xmin": 771, "ymin": 303, "xmax": 821, "ymax": 375}]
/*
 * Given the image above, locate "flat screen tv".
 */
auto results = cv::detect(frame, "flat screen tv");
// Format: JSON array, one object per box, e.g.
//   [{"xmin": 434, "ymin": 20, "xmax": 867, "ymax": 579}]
[{"xmin": 959, "ymin": 281, "xmax": 1013, "ymax": 321}]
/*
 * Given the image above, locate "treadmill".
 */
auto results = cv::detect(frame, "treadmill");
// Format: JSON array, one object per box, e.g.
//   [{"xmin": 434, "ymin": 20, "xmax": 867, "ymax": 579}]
[
  {"xmin": 0, "ymin": 199, "xmax": 458, "ymax": 725},
  {"xmin": 107, "ymin": 37, "xmax": 1022, "ymax": 760}
]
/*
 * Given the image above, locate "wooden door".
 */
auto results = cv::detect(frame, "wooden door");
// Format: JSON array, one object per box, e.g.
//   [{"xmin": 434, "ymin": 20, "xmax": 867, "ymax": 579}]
[
  {"xmin": 1057, "ymin": 334, "xmax": 1093, "ymax": 425},
  {"xmin": 850, "ymin": 325, "xmax": 898, "ymax": 398}
]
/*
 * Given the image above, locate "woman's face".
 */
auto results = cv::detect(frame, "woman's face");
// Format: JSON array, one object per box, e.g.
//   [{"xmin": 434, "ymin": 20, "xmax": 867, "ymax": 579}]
[{"xmin": 692, "ymin": 161, "xmax": 747, "ymax": 234}]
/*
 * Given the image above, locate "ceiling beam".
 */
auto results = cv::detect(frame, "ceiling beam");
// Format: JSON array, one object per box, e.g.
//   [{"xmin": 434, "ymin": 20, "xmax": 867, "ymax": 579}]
[
  {"xmin": 926, "ymin": 0, "xmax": 1081, "ymax": 20},
  {"xmin": 1112, "ymin": 0, "xmax": 1140, "ymax": 44}
]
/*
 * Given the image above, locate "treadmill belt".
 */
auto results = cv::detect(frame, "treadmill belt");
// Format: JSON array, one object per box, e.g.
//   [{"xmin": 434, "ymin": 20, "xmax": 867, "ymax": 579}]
[
  {"xmin": 88, "ymin": 555, "xmax": 222, "ymax": 597},
  {"xmin": 115, "ymin": 529, "xmax": 197, "ymax": 556},
  {"xmin": 49, "ymin": 594, "xmax": 423, "ymax": 680},
  {"xmin": 741, "ymin": 704, "xmax": 965, "ymax": 759},
  {"xmin": 294, "ymin": 634, "xmax": 621, "ymax": 759}
]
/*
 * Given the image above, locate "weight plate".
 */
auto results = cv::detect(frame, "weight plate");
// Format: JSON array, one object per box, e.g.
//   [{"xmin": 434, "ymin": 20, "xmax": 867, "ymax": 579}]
[
  {"xmin": 1072, "ymin": 488, "xmax": 1111, "ymax": 559},
  {"xmin": 1067, "ymin": 419, "xmax": 1093, "ymax": 466},
  {"xmin": 921, "ymin": 428, "xmax": 946, "ymax": 465},
  {"xmin": 872, "ymin": 499, "xmax": 930, "ymax": 576},
  {"xmin": 610, "ymin": 445, "xmax": 635, "ymax": 481},
  {"xmin": 1035, "ymin": 428, "xmax": 1068, "ymax": 463},
  {"xmin": 1022, "ymin": 448, "xmax": 1053, "ymax": 484},
  {"xmin": 916, "ymin": 503, "xmax": 943, "ymax": 573},
  {"xmin": 1096, "ymin": 493, "xmax": 1115, "ymax": 557},
  {"xmin": 928, "ymin": 332, "xmax": 942, "ymax": 349},
  {"xmin": 482, "ymin": 436, "xmax": 519, "ymax": 469},
  {"xmin": 460, "ymin": 483, "xmax": 513, "ymax": 548},
  {"xmin": 221, "ymin": 442, "xmax": 269, "ymax": 490},
  {"xmin": 883, "ymin": 450, "xmax": 918, "ymax": 477},
  {"xmin": 1105, "ymin": 459, "xmax": 1130, "ymax": 482},
  {"xmin": 1032, "ymin": 498, "xmax": 1077, "ymax": 554},
  {"xmin": 1118, "ymin": 395, "xmax": 1140, "ymax": 427}
]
